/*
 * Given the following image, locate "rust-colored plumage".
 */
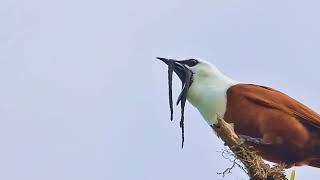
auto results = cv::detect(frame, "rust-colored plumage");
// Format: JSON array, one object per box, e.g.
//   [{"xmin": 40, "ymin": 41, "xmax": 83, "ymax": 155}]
[{"xmin": 223, "ymin": 84, "xmax": 320, "ymax": 167}]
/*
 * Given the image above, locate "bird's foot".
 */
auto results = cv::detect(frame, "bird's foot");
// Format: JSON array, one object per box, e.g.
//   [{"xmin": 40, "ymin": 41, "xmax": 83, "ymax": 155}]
[{"xmin": 239, "ymin": 135, "xmax": 270, "ymax": 145}]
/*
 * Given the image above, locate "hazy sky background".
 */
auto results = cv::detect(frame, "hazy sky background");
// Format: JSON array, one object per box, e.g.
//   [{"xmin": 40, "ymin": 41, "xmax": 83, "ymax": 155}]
[{"xmin": 1, "ymin": 0, "xmax": 320, "ymax": 179}]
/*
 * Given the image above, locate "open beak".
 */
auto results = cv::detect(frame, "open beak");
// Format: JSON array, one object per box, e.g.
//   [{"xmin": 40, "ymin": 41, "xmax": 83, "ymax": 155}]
[{"xmin": 157, "ymin": 57, "xmax": 193, "ymax": 105}]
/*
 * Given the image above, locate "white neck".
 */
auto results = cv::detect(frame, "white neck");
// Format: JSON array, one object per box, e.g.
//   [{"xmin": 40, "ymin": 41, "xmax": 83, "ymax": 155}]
[{"xmin": 187, "ymin": 66, "xmax": 239, "ymax": 125}]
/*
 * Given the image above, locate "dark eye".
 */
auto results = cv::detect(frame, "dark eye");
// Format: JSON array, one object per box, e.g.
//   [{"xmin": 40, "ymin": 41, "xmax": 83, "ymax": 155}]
[{"xmin": 183, "ymin": 59, "xmax": 199, "ymax": 67}]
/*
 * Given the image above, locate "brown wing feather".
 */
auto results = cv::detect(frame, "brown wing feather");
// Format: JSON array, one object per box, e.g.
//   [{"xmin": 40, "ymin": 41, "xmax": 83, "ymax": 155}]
[
  {"xmin": 242, "ymin": 84, "xmax": 320, "ymax": 129},
  {"xmin": 224, "ymin": 84, "xmax": 320, "ymax": 166}
]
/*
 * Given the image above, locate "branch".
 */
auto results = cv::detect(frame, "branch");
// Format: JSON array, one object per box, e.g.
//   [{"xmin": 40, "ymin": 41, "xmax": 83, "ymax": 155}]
[{"xmin": 212, "ymin": 115, "xmax": 288, "ymax": 180}]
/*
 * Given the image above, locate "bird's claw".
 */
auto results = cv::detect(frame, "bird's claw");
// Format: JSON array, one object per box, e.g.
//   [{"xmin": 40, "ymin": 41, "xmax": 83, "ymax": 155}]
[{"xmin": 239, "ymin": 135, "xmax": 266, "ymax": 145}]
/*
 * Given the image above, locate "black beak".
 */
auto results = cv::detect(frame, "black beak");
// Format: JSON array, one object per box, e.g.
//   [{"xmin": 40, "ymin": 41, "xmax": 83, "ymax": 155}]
[
  {"xmin": 156, "ymin": 57, "xmax": 170, "ymax": 64},
  {"xmin": 156, "ymin": 57, "xmax": 193, "ymax": 90},
  {"xmin": 157, "ymin": 57, "xmax": 194, "ymax": 148}
]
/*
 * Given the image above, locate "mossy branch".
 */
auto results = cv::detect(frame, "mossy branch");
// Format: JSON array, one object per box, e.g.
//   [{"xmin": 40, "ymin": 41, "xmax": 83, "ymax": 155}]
[{"xmin": 212, "ymin": 115, "xmax": 288, "ymax": 180}]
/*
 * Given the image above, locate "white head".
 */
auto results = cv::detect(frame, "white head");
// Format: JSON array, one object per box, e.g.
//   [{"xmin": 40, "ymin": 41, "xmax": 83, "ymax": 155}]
[
  {"xmin": 158, "ymin": 57, "xmax": 238, "ymax": 125},
  {"xmin": 180, "ymin": 59, "xmax": 221, "ymax": 78},
  {"xmin": 176, "ymin": 58, "xmax": 238, "ymax": 124},
  {"xmin": 176, "ymin": 58, "xmax": 237, "ymax": 86}
]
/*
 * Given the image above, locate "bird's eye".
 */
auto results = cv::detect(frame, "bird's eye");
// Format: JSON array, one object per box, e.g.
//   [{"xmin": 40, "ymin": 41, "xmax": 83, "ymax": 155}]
[
  {"xmin": 181, "ymin": 59, "xmax": 199, "ymax": 67},
  {"xmin": 190, "ymin": 59, "xmax": 199, "ymax": 66}
]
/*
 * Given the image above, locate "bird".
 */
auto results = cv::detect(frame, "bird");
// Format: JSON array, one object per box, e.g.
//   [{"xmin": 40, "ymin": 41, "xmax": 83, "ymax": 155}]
[{"xmin": 158, "ymin": 57, "xmax": 320, "ymax": 168}]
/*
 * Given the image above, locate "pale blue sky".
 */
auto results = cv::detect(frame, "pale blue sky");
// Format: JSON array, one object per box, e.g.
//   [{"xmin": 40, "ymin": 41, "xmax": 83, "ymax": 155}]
[{"xmin": 1, "ymin": 0, "xmax": 320, "ymax": 179}]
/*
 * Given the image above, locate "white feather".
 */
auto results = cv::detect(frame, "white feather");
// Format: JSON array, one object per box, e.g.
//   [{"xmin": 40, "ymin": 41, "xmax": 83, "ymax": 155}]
[{"xmin": 187, "ymin": 61, "xmax": 239, "ymax": 125}]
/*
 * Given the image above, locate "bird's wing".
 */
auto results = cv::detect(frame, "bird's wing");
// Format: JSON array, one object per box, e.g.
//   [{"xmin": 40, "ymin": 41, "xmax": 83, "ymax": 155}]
[{"xmin": 241, "ymin": 84, "xmax": 320, "ymax": 129}]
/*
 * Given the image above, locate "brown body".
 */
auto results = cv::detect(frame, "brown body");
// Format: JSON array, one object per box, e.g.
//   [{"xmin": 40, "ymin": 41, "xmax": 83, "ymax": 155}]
[{"xmin": 223, "ymin": 84, "xmax": 320, "ymax": 167}]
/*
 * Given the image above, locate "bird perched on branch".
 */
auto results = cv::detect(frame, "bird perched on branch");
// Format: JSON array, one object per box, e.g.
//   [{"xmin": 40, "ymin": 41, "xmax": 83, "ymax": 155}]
[{"xmin": 158, "ymin": 57, "xmax": 320, "ymax": 168}]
